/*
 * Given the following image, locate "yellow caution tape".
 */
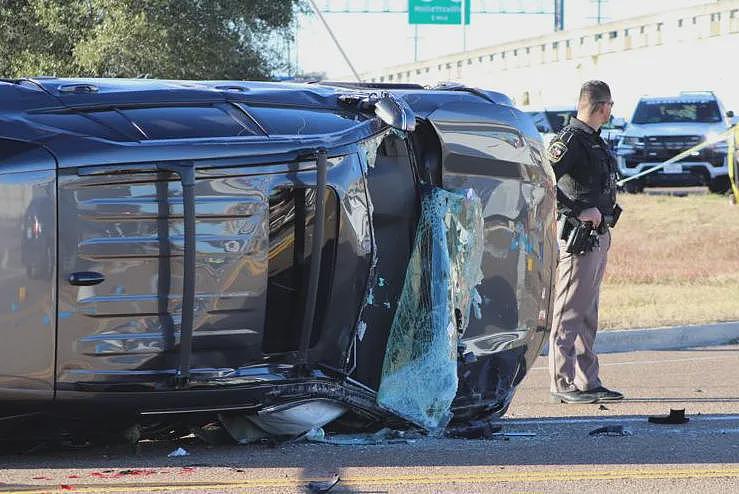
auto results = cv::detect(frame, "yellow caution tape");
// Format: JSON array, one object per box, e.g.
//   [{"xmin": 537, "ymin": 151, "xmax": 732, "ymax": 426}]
[
  {"xmin": 616, "ymin": 125, "xmax": 738, "ymax": 192},
  {"xmin": 729, "ymin": 125, "xmax": 739, "ymax": 203}
]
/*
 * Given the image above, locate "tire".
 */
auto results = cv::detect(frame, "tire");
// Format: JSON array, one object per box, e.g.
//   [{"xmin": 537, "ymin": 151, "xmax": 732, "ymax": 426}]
[
  {"xmin": 708, "ymin": 176, "xmax": 730, "ymax": 194},
  {"xmin": 623, "ymin": 180, "xmax": 644, "ymax": 194}
]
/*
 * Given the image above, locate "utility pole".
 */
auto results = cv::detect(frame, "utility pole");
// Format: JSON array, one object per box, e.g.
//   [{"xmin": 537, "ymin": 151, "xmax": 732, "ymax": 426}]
[
  {"xmin": 413, "ymin": 24, "xmax": 420, "ymax": 62},
  {"xmin": 587, "ymin": 0, "xmax": 608, "ymax": 25},
  {"xmin": 461, "ymin": 0, "xmax": 467, "ymax": 52},
  {"xmin": 307, "ymin": 0, "xmax": 362, "ymax": 81},
  {"xmin": 594, "ymin": 0, "xmax": 606, "ymax": 24},
  {"xmin": 554, "ymin": 0, "xmax": 564, "ymax": 31}
]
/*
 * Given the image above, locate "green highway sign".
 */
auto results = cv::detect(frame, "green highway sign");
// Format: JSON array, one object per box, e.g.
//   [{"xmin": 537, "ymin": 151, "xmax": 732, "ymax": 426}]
[{"xmin": 408, "ymin": 0, "xmax": 471, "ymax": 25}]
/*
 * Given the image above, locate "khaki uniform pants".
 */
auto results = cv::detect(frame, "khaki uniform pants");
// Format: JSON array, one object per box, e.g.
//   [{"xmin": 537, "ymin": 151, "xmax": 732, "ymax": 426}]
[{"xmin": 549, "ymin": 230, "xmax": 611, "ymax": 393}]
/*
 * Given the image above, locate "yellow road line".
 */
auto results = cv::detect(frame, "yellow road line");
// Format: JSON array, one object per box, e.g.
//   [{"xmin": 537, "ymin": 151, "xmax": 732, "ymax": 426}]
[{"xmin": 4, "ymin": 466, "xmax": 739, "ymax": 493}]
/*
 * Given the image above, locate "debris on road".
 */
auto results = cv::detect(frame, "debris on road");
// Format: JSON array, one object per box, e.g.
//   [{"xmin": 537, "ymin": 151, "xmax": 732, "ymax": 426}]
[
  {"xmin": 446, "ymin": 419, "xmax": 502, "ymax": 439},
  {"xmin": 167, "ymin": 447, "xmax": 190, "ymax": 457},
  {"xmin": 589, "ymin": 425, "xmax": 632, "ymax": 436},
  {"xmin": 648, "ymin": 409, "xmax": 689, "ymax": 424},
  {"xmin": 307, "ymin": 474, "xmax": 341, "ymax": 493},
  {"xmin": 599, "ymin": 404, "xmax": 609, "ymax": 411},
  {"xmin": 305, "ymin": 427, "xmax": 420, "ymax": 445}
]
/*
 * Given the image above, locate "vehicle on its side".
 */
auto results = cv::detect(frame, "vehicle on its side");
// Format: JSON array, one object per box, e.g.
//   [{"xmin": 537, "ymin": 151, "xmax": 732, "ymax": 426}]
[
  {"xmin": 0, "ymin": 78, "xmax": 556, "ymax": 440},
  {"xmin": 615, "ymin": 91, "xmax": 735, "ymax": 193}
]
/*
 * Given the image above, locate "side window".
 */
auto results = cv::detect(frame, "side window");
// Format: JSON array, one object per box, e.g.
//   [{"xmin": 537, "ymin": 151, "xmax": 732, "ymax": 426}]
[
  {"xmin": 0, "ymin": 139, "xmax": 56, "ymax": 170},
  {"xmin": 0, "ymin": 140, "xmax": 39, "ymax": 161},
  {"xmin": 242, "ymin": 105, "xmax": 366, "ymax": 136},
  {"xmin": 119, "ymin": 105, "xmax": 260, "ymax": 139}
]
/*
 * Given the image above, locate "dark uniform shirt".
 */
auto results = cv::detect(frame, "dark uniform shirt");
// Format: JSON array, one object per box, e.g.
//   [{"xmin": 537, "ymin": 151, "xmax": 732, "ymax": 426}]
[{"xmin": 546, "ymin": 117, "xmax": 617, "ymax": 218}]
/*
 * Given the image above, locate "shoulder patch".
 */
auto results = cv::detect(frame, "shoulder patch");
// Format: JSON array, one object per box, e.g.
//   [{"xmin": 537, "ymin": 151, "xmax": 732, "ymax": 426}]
[
  {"xmin": 560, "ymin": 129, "xmax": 576, "ymax": 144},
  {"xmin": 547, "ymin": 140, "xmax": 568, "ymax": 163}
]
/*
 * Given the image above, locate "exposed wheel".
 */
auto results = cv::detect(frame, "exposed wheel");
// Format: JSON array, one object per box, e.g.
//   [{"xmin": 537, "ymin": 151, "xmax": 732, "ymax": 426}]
[{"xmin": 708, "ymin": 176, "xmax": 730, "ymax": 194}]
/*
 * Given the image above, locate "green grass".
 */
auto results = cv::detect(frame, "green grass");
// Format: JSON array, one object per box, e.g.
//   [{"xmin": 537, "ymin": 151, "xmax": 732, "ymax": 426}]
[{"xmin": 600, "ymin": 192, "xmax": 739, "ymax": 329}]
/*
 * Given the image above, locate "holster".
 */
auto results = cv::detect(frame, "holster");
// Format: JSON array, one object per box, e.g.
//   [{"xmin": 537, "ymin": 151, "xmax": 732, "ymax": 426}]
[
  {"xmin": 606, "ymin": 203, "xmax": 622, "ymax": 228},
  {"xmin": 599, "ymin": 203, "xmax": 622, "ymax": 235},
  {"xmin": 558, "ymin": 215, "xmax": 599, "ymax": 255}
]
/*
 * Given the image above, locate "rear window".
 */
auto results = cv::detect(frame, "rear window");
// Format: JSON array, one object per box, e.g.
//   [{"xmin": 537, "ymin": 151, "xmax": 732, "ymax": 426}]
[
  {"xmin": 119, "ymin": 105, "xmax": 259, "ymax": 139},
  {"xmin": 632, "ymin": 100, "xmax": 722, "ymax": 124},
  {"xmin": 242, "ymin": 105, "xmax": 365, "ymax": 136}
]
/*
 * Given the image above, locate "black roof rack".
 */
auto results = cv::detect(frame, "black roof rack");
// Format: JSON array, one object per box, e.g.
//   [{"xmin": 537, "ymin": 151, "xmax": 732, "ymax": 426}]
[{"xmin": 316, "ymin": 81, "xmax": 426, "ymax": 90}]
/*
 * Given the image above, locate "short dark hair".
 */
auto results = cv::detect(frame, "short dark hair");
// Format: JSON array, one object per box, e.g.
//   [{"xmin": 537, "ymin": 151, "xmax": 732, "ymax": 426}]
[{"xmin": 578, "ymin": 80, "xmax": 611, "ymax": 113}]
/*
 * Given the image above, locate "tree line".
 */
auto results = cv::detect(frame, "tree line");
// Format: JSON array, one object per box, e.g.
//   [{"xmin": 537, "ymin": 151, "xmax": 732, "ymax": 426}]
[{"xmin": 0, "ymin": 0, "xmax": 303, "ymax": 80}]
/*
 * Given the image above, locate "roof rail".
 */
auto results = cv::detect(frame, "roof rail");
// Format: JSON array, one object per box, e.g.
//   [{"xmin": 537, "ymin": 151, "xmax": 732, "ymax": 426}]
[
  {"xmin": 58, "ymin": 83, "xmax": 99, "ymax": 94},
  {"xmin": 316, "ymin": 81, "xmax": 426, "ymax": 90},
  {"xmin": 432, "ymin": 82, "xmax": 513, "ymax": 106}
]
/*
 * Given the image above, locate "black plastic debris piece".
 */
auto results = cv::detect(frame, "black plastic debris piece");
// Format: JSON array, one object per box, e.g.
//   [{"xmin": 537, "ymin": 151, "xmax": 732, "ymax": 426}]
[
  {"xmin": 598, "ymin": 404, "xmax": 609, "ymax": 411},
  {"xmin": 648, "ymin": 409, "xmax": 689, "ymax": 425},
  {"xmin": 589, "ymin": 425, "xmax": 630, "ymax": 436},
  {"xmin": 307, "ymin": 474, "xmax": 341, "ymax": 493},
  {"xmin": 446, "ymin": 419, "xmax": 502, "ymax": 439}
]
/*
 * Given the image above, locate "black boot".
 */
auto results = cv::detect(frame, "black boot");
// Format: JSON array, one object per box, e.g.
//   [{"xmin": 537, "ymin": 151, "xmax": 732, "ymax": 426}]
[
  {"xmin": 550, "ymin": 390, "xmax": 598, "ymax": 404},
  {"xmin": 587, "ymin": 386, "xmax": 624, "ymax": 401}
]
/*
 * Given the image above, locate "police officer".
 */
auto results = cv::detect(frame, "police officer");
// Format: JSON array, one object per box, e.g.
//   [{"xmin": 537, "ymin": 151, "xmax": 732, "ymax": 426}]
[{"xmin": 547, "ymin": 80, "xmax": 623, "ymax": 404}]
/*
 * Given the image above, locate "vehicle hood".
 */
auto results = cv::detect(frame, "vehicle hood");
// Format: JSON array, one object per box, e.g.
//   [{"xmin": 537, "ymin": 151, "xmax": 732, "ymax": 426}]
[{"xmin": 623, "ymin": 122, "xmax": 728, "ymax": 137}]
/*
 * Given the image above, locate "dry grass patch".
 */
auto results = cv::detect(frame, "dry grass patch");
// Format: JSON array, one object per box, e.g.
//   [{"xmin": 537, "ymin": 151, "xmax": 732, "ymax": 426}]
[{"xmin": 601, "ymin": 193, "xmax": 739, "ymax": 329}]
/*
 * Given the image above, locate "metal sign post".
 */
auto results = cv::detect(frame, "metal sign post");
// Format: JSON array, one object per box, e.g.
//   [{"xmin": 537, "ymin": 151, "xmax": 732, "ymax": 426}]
[{"xmin": 461, "ymin": 0, "xmax": 467, "ymax": 52}]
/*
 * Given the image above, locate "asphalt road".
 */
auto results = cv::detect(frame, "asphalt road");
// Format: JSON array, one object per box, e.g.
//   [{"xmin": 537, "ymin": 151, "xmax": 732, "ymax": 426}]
[{"xmin": 1, "ymin": 345, "xmax": 738, "ymax": 493}]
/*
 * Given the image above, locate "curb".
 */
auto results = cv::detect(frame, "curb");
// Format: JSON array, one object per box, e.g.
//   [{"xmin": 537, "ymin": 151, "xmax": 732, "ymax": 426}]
[{"xmin": 540, "ymin": 321, "xmax": 739, "ymax": 355}]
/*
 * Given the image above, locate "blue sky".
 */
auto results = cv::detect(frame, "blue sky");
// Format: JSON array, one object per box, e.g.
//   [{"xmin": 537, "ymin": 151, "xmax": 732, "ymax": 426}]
[{"xmin": 295, "ymin": 0, "xmax": 713, "ymax": 77}]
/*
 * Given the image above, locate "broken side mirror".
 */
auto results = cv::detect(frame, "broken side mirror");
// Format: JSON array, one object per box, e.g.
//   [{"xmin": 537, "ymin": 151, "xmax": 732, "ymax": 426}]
[{"xmin": 375, "ymin": 94, "xmax": 416, "ymax": 132}]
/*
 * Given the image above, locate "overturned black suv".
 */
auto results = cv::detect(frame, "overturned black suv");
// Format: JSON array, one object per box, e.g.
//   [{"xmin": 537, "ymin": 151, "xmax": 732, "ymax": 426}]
[{"xmin": 0, "ymin": 78, "xmax": 556, "ymax": 440}]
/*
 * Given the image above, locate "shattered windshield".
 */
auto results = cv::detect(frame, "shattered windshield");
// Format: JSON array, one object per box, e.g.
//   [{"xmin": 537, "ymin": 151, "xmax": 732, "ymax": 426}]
[{"xmin": 377, "ymin": 187, "xmax": 484, "ymax": 432}]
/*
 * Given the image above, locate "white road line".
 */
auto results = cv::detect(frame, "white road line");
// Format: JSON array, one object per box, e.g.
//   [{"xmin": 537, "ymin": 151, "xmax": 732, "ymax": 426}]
[
  {"xmin": 530, "ymin": 355, "xmax": 736, "ymax": 371},
  {"xmin": 503, "ymin": 414, "xmax": 739, "ymax": 426}
]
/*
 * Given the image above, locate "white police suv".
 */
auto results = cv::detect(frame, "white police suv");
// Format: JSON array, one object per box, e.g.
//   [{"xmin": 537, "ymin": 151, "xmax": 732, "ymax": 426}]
[{"xmin": 616, "ymin": 91, "xmax": 736, "ymax": 193}]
